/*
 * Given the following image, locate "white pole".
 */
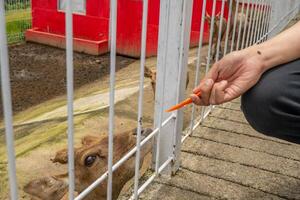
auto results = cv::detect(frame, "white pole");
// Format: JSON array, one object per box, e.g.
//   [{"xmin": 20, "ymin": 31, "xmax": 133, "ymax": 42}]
[
  {"xmin": 236, "ymin": 0, "xmax": 245, "ymax": 50},
  {"xmin": 241, "ymin": 0, "xmax": 251, "ymax": 49},
  {"xmin": 0, "ymin": 0, "xmax": 18, "ymax": 199},
  {"xmin": 65, "ymin": 0, "xmax": 75, "ymax": 198},
  {"xmin": 230, "ymin": 0, "xmax": 240, "ymax": 52},
  {"xmin": 245, "ymin": 0, "xmax": 257, "ymax": 47},
  {"xmin": 215, "ymin": 0, "xmax": 226, "ymax": 61},
  {"xmin": 107, "ymin": 0, "xmax": 117, "ymax": 199},
  {"xmin": 189, "ymin": 0, "xmax": 207, "ymax": 135},
  {"xmin": 223, "ymin": 0, "xmax": 233, "ymax": 55},
  {"xmin": 133, "ymin": 0, "xmax": 148, "ymax": 199}
]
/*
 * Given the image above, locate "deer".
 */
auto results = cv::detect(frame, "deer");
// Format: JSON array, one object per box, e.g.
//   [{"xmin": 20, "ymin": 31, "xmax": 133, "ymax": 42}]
[
  {"xmin": 205, "ymin": 0, "xmax": 252, "ymax": 61},
  {"xmin": 24, "ymin": 128, "xmax": 153, "ymax": 200},
  {"xmin": 228, "ymin": 0, "xmax": 249, "ymax": 50},
  {"xmin": 205, "ymin": 11, "xmax": 227, "ymax": 61},
  {"xmin": 144, "ymin": 66, "xmax": 190, "ymax": 97}
]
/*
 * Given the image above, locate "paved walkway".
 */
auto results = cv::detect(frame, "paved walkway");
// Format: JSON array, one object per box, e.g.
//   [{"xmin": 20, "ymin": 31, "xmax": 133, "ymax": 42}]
[{"xmin": 140, "ymin": 100, "xmax": 300, "ymax": 200}]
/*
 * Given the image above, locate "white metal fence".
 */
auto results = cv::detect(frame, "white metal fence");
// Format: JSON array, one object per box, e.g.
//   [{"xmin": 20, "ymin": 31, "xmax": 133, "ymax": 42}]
[{"xmin": 1, "ymin": 0, "xmax": 300, "ymax": 199}]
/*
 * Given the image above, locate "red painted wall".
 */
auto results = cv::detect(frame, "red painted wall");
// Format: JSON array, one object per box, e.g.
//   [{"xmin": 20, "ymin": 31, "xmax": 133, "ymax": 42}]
[{"xmin": 30, "ymin": 0, "xmax": 228, "ymax": 57}]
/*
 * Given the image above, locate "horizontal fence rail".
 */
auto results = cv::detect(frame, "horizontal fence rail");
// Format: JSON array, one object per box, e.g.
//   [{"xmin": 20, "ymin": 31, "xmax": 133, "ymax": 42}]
[{"xmin": 1, "ymin": 0, "xmax": 300, "ymax": 200}]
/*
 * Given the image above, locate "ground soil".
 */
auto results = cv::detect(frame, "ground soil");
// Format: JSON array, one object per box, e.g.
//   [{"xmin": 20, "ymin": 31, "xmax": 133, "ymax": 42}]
[
  {"xmin": 0, "ymin": 42, "xmax": 135, "ymax": 118},
  {"xmin": 0, "ymin": 38, "xmax": 204, "ymax": 199}
]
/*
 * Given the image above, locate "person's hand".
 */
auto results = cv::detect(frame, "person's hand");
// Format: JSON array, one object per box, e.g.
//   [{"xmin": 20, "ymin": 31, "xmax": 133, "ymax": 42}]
[{"xmin": 191, "ymin": 48, "xmax": 266, "ymax": 105}]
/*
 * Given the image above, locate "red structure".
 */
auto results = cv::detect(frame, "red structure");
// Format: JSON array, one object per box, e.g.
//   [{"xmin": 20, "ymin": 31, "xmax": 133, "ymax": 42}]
[{"xmin": 26, "ymin": 0, "xmax": 228, "ymax": 57}]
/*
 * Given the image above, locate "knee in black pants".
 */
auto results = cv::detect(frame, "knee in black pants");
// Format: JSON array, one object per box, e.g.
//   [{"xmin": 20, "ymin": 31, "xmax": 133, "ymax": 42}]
[{"xmin": 241, "ymin": 59, "xmax": 300, "ymax": 143}]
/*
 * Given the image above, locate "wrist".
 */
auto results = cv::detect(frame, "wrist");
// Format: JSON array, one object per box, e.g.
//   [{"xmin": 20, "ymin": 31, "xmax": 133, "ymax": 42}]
[{"xmin": 241, "ymin": 45, "xmax": 269, "ymax": 73}]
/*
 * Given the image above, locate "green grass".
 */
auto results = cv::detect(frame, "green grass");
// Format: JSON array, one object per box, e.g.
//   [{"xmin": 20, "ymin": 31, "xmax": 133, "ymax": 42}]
[{"xmin": 5, "ymin": 8, "xmax": 32, "ymax": 43}]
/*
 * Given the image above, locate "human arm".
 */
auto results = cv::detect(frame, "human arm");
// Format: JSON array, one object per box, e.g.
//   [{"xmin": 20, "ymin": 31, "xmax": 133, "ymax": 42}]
[{"xmin": 191, "ymin": 21, "xmax": 300, "ymax": 106}]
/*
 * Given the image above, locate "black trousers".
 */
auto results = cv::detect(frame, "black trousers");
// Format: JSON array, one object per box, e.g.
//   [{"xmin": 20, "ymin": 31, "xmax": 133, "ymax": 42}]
[{"xmin": 241, "ymin": 59, "xmax": 300, "ymax": 144}]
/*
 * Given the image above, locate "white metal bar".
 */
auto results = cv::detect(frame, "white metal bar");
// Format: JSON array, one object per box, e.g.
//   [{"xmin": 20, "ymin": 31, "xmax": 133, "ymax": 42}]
[
  {"xmin": 189, "ymin": 0, "xmax": 207, "ymax": 135},
  {"xmin": 236, "ymin": 0, "xmax": 245, "ymax": 50},
  {"xmin": 223, "ymin": 0, "xmax": 233, "ymax": 55},
  {"xmin": 245, "ymin": 0, "xmax": 257, "ymax": 47},
  {"xmin": 205, "ymin": 0, "xmax": 217, "ymax": 73},
  {"xmin": 257, "ymin": 2, "xmax": 300, "ymax": 44},
  {"xmin": 255, "ymin": 0, "xmax": 264, "ymax": 42},
  {"xmin": 249, "ymin": 0, "xmax": 259, "ymax": 45},
  {"xmin": 265, "ymin": 0, "xmax": 273, "ymax": 40},
  {"xmin": 241, "ymin": 0, "xmax": 251, "ymax": 49},
  {"xmin": 200, "ymin": 0, "xmax": 217, "ymax": 121},
  {"xmin": 252, "ymin": 0, "xmax": 262, "ymax": 44},
  {"xmin": 154, "ymin": 0, "xmax": 171, "ymax": 174},
  {"xmin": 263, "ymin": 0, "xmax": 271, "ymax": 42},
  {"xmin": 74, "ymin": 115, "xmax": 174, "ymax": 200},
  {"xmin": 0, "ymin": 0, "xmax": 18, "ymax": 199},
  {"xmin": 141, "ymin": 157, "xmax": 172, "ymax": 194},
  {"xmin": 129, "ymin": 157, "xmax": 173, "ymax": 200},
  {"xmin": 152, "ymin": 0, "xmax": 192, "ymax": 175},
  {"xmin": 171, "ymin": 0, "xmax": 193, "ymax": 173},
  {"xmin": 107, "ymin": 0, "xmax": 117, "ymax": 199},
  {"xmin": 230, "ymin": 0, "xmax": 240, "ymax": 52},
  {"xmin": 261, "ymin": 0, "xmax": 269, "ymax": 42},
  {"xmin": 133, "ymin": 0, "xmax": 148, "ymax": 199},
  {"xmin": 182, "ymin": 108, "xmax": 210, "ymax": 143},
  {"xmin": 259, "ymin": 0, "xmax": 268, "ymax": 43},
  {"xmin": 65, "ymin": 0, "xmax": 75, "ymax": 198},
  {"xmin": 215, "ymin": 0, "xmax": 226, "ymax": 61}
]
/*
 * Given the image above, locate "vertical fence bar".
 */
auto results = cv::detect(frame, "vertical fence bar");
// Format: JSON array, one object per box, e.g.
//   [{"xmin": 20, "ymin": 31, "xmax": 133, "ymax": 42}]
[
  {"xmin": 236, "ymin": 0, "xmax": 245, "ymax": 50},
  {"xmin": 241, "ymin": 0, "xmax": 250, "ymax": 49},
  {"xmin": 246, "ymin": 0, "xmax": 256, "ymax": 47},
  {"xmin": 259, "ymin": 0, "xmax": 267, "ymax": 42},
  {"xmin": 153, "ymin": 0, "xmax": 193, "ymax": 174},
  {"xmin": 215, "ymin": 0, "xmax": 226, "ymax": 61},
  {"xmin": 200, "ymin": 0, "xmax": 217, "ymax": 121},
  {"xmin": 252, "ymin": 0, "xmax": 262, "ymax": 44},
  {"xmin": 189, "ymin": 0, "xmax": 207, "ymax": 135},
  {"xmin": 266, "ymin": 0, "xmax": 272, "ymax": 41},
  {"xmin": 0, "ymin": 0, "xmax": 18, "ymax": 199},
  {"xmin": 133, "ymin": 0, "xmax": 148, "ymax": 199},
  {"xmin": 205, "ymin": 0, "xmax": 217, "ymax": 73},
  {"xmin": 107, "ymin": 0, "xmax": 117, "ymax": 199},
  {"xmin": 249, "ymin": 0, "xmax": 259, "ymax": 45},
  {"xmin": 223, "ymin": 0, "xmax": 233, "ymax": 55},
  {"xmin": 154, "ymin": 0, "xmax": 170, "ymax": 174},
  {"xmin": 172, "ymin": 0, "xmax": 193, "ymax": 173},
  {"xmin": 263, "ymin": 0, "xmax": 271, "ymax": 41},
  {"xmin": 255, "ymin": 0, "xmax": 264, "ymax": 42},
  {"xmin": 65, "ymin": 0, "xmax": 75, "ymax": 198},
  {"xmin": 230, "ymin": 0, "xmax": 239, "ymax": 52}
]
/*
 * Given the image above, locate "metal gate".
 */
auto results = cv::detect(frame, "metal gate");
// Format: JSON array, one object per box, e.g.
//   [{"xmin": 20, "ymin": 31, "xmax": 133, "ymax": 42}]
[{"xmin": 1, "ymin": 0, "xmax": 300, "ymax": 199}]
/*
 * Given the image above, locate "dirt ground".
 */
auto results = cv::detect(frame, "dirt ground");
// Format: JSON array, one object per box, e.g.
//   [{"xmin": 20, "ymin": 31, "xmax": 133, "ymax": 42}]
[
  {"xmin": 0, "ymin": 42, "xmax": 135, "ymax": 118},
  {"xmin": 0, "ymin": 39, "xmax": 205, "ymax": 199}
]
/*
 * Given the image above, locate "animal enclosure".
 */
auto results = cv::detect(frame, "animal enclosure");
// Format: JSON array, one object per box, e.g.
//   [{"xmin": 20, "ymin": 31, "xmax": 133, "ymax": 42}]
[{"xmin": 1, "ymin": 0, "xmax": 300, "ymax": 200}]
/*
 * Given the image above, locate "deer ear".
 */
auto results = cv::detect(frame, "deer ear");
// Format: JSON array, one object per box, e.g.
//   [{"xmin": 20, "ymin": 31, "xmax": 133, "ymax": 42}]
[
  {"xmin": 144, "ymin": 66, "xmax": 153, "ymax": 78},
  {"xmin": 81, "ymin": 135, "xmax": 99, "ymax": 146},
  {"xmin": 205, "ymin": 11, "xmax": 210, "ymax": 18},
  {"xmin": 51, "ymin": 148, "xmax": 68, "ymax": 164}
]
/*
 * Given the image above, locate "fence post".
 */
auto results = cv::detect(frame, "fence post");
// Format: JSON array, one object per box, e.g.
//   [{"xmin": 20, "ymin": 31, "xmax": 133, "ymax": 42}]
[{"xmin": 152, "ymin": 0, "xmax": 193, "ymax": 175}]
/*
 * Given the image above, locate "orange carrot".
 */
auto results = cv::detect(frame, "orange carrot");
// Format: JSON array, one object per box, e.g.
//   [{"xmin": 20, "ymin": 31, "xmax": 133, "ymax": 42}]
[{"xmin": 165, "ymin": 91, "xmax": 201, "ymax": 112}]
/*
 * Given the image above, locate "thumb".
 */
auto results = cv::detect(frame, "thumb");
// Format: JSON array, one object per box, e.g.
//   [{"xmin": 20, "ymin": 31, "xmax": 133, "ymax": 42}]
[{"xmin": 206, "ymin": 62, "xmax": 221, "ymax": 81}]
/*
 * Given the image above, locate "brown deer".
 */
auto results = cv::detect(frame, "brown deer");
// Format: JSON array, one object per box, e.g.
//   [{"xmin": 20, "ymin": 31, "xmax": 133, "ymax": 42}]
[
  {"xmin": 144, "ymin": 66, "xmax": 190, "ymax": 97},
  {"xmin": 228, "ymin": 0, "xmax": 249, "ymax": 50},
  {"xmin": 24, "ymin": 128, "xmax": 153, "ymax": 200},
  {"xmin": 205, "ymin": 11, "xmax": 227, "ymax": 60}
]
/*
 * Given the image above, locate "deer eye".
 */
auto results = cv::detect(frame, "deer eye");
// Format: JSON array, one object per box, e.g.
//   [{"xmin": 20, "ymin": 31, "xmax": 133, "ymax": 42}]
[{"xmin": 84, "ymin": 155, "xmax": 97, "ymax": 167}]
